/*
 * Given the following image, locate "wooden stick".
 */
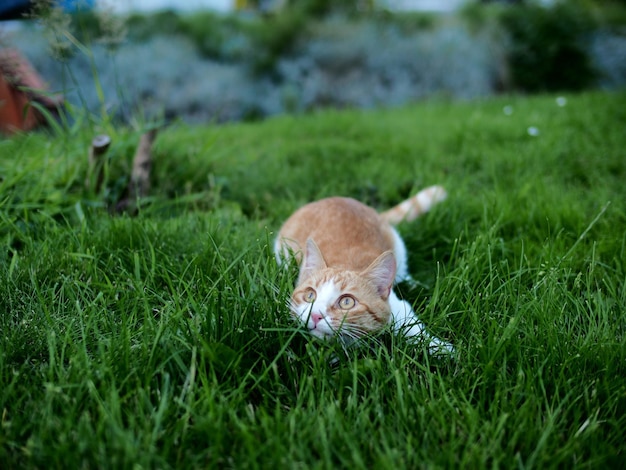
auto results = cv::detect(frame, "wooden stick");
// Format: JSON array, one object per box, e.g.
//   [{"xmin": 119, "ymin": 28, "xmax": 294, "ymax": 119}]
[
  {"xmin": 115, "ymin": 129, "xmax": 158, "ymax": 214},
  {"xmin": 85, "ymin": 134, "xmax": 111, "ymax": 192},
  {"xmin": 129, "ymin": 128, "xmax": 157, "ymax": 200}
]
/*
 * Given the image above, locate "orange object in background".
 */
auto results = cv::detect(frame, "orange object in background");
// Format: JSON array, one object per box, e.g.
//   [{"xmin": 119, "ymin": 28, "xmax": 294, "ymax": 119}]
[{"xmin": 0, "ymin": 48, "xmax": 63, "ymax": 135}]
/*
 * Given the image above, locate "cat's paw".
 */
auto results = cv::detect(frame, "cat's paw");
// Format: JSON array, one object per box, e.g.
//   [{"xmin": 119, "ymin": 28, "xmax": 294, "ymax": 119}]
[
  {"xmin": 393, "ymin": 320, "xmax": 455, "ymax": 356},
  {"xmin": 426, "ymin": 336, "xmax": 456, "ymax": 357}
]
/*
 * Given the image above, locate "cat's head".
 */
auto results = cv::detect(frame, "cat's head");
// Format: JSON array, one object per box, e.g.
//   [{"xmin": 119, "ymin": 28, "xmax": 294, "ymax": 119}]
[{"xmin": 290, "ymin": 239, "xmax": 396, "ymax": 341}]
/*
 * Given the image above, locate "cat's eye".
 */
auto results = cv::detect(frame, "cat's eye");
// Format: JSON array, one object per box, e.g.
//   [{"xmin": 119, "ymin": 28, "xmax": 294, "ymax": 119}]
[
  {"xmin": 338, "ymin": 295, "xmax": 356, "ymax": 310},
  {"xmin": 303, "ymin": 289, "xmax": 316, "ymax": 303}
]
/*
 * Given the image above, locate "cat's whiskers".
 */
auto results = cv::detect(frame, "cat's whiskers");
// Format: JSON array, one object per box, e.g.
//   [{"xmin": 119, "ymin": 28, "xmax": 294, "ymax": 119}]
[
  {"xmin": 337, "ymin": 327, "xmax": 387, "ymax": 356},
  {"xmin": 338, "ymin": 323, "xmax": 368, "ymax": 337},
  {"xmin": 336, "ymin": 322, "xmax": 381, "ymax": 344}
]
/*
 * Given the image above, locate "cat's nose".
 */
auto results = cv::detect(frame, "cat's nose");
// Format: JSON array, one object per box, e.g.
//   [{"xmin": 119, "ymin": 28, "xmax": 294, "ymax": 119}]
[{"xmin": 310, "ymin": 312, "xmax": 324, "ymax": 326}]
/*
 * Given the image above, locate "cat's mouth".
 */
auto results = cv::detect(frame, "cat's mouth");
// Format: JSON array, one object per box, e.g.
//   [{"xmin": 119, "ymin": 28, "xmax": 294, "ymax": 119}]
[
  {"xmin": 291, "ymin": 306, "xmax": 347, "ymax": 340},
  {"xmin": 308, "ymin": 325, "xmax": 362, "ymax": 347},
  {"xmin": 308, "ymin": 320, "xmax": 335, "ymax": 339},
  {"xmin": 309, "ymin": 327, "xmax": 333, "ymax": 339},
  {"xmin": 308, "ymin": 320, "xmax": 362, "ymax": 342}
]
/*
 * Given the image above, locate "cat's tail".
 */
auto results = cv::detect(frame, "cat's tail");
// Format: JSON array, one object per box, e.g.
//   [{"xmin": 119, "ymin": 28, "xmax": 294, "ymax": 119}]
[{"xmin": 380, "ymin": 185, "xmax": 447, "ymax": 225}]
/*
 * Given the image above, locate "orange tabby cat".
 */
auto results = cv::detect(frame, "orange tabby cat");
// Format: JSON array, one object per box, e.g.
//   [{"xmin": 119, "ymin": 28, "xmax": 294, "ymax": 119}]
[{"xmin": 275, "ymin": 185, "xmax": 453, "ymax": 353}]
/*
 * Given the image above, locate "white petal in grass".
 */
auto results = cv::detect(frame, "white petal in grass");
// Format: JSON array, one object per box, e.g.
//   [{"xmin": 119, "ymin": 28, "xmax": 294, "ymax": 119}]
[
  {"xmin": 574, "ymin": 409, "xmax": 600, "ymax": 438},
  {"xmin": 527, "ymin": 126, "xmax": 540, "ymax": 137},
  {"xmin": 556, "ymin": 96, "xmax": 567, "ymax": 107},
  {"xmin": 503, "ymin": 105, "xmax": 514, "ymax": 116}
]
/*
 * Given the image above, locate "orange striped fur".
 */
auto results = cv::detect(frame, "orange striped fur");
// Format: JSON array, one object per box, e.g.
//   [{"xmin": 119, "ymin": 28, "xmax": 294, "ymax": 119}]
[{"xmin": 380, "ymin": 185, "xmax": 447, "ymax": 225}]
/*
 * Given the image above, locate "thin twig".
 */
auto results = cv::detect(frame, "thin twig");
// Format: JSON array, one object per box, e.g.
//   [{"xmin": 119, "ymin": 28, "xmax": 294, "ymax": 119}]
[
  {"xmin": 129, "ymin": 128, "xmax": 157, "ymax": 200},
  {"xmin": 115, "ymin": 129, "xmax": 158, "ymax": 214},
  {"xmin": 85, "ymin": 134, "xmax": 111, "ymax": 193}
]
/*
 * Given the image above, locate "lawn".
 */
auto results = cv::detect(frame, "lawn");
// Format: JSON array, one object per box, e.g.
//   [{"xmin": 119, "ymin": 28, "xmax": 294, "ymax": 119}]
[{"xmin": 1, "ymin": 91, "xmax": 625, "ymax": 468}]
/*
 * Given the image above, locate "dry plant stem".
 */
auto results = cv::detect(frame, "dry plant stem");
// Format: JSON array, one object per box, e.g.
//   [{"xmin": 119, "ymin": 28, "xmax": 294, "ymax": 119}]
[
  {"xmin": 129, "ymin": 129, "xmax": 157, "ymax": 200},
  {"xmin": 86, "ymin": 134, "xmax": 111, "ymax": 192}
]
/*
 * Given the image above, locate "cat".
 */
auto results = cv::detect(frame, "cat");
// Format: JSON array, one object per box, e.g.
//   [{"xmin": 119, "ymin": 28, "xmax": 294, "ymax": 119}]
[{"xmin": 274, "ymin": 185, "xmax": 453, "ymax": 354}]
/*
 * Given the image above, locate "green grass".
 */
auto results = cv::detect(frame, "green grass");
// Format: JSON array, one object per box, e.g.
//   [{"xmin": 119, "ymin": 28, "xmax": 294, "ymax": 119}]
[{"xmin": 1, "ymin": 91, "xmax": 625, "ymax": 468}]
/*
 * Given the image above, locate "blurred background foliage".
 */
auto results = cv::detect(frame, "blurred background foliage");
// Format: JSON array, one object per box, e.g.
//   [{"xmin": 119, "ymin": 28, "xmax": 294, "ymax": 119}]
[
  {"xmin": 499, "ymin": 1, "xmax": 616, "ymax": 91},
  {"xmin": 3, "ymin": 0, "xmax": 625, "ymax": 125}
]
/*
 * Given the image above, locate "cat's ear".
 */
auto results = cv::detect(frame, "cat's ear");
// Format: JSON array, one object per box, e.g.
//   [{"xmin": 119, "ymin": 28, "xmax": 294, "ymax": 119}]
[
  {"xmin": 299, "ymin": 238, "xmax": 327, "ymax": 283},
  {"xmin": 362, "ymin": 251, "xmax": 396, "ymax": 300}
]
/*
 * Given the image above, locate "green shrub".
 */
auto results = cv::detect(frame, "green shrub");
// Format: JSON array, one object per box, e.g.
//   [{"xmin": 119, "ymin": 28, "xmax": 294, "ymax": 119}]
[
  {"xmin": 171, "ymin": 9, "xmax": 309, "ymax": 73},
  {"xmin": 298, "ymin": 0, "xmax": 373, "ymax": 17},
  {"xmin": 177, "ymin": 12, "xmax": 246, "ymax": 60},
  {"xmin": 500, "ymin": 2, "xmax": 599, "ymax": 92},
  {"xmin": 373, "ymin": 10, "xmax": 438, "ymax": 32},
  {"xmin": 246, "ymin": 10, "xmax": 308, "ymax": 75},
  {"xmin": 125, "ymin": 10, "xmax": 184, "ymax": 42}
]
